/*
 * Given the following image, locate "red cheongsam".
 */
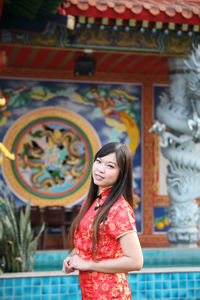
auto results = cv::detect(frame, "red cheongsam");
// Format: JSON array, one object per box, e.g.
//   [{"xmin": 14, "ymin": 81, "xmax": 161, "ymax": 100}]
[{"xmin": 74, "ymin": 188, "xmax": 137, "ymax": 299}]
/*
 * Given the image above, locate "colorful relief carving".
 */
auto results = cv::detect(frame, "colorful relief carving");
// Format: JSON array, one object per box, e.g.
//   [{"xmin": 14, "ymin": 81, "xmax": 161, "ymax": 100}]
[{"xmin": 0, "ymin": 26, "xmax": 196, "ymax": 54}]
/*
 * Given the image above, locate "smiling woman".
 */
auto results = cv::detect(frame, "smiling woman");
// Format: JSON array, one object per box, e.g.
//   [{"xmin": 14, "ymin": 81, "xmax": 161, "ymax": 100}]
[
  {"xmin": 92, "ymin": 153, "xmax": 120, "ymax": 192},
  {"xmin": 63, "ymin": 142, "xmax": 143, "ymax": 300}
]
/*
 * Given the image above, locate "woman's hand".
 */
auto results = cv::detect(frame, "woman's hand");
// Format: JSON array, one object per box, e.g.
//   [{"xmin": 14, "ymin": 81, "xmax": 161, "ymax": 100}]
[
  {"xmin": 69, "ymin": 254, "xmax": 91, "ymax": 271},
  {"xmin": 62, "ymin": 257, "xmax": 75, "ymax": 274}
]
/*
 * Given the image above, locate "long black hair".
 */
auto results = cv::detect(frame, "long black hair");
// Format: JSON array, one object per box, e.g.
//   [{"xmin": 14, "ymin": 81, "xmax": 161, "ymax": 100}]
[{"xmin": 68, "ymin": 142, "xmax": 135, "ymax": 255}]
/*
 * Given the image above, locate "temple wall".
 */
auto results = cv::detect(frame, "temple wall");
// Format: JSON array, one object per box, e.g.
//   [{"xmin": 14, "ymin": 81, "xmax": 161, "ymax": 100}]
[{"xmin": 0, "ymin": 67, "xmax": 199, "ymax": 248}]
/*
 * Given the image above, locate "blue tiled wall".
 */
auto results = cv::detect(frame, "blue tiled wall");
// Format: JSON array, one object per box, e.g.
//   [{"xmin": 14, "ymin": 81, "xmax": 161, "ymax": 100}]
[
  {"xmin": 128, "ymin": 271, "xmax": 200, "ymax": 299},
  {"xmin": 1, "ymin": 271, "xmax": 200, "ymax": 300},
  {"xmin": 1, "ymin": 249, "xmax": 200, "ymax": 299},
  {"xmin": 0, "ymin": 274, "xmax": 81, "ymax": 300},
  {"xmin": 33, "ymin": 248, "xmax": 200, "ymax": 271}
]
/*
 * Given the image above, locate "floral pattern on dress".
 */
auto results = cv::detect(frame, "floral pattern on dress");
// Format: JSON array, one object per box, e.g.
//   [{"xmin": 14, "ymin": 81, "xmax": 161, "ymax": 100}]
[{"xmin": 74, "ymin": 188, "xmax": 137, "ymax": 299}]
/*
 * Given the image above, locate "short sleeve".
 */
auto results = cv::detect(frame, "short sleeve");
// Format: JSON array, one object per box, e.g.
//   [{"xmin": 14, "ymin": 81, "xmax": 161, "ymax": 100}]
[{"xmin": 106, "ymin": 199, "xmax": 137, "ymax": 239}]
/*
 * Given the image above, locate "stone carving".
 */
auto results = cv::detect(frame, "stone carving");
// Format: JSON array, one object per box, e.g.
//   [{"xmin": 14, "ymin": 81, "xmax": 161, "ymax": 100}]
[{"xmin": 150, "ymin": 45, "xmax": 200, "ymax": 247}]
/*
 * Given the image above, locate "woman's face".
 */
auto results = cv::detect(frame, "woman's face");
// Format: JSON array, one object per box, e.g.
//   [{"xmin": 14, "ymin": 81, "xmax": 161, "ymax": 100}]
[{"xmin": 92, "ymin": 152, "xmax": 120, "ymax": 193}]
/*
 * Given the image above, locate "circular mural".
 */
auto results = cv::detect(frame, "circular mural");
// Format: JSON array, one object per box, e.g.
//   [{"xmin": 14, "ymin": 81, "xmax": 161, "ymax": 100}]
[{"xmin": 2, "ymin": 107, "xmax": 101, "ymax": 207}]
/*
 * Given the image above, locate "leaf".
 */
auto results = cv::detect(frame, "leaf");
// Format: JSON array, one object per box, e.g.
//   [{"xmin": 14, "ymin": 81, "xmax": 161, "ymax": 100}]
[{"xmin": 0, "ymin": 193, "xmax": 44, "ymax": 273}]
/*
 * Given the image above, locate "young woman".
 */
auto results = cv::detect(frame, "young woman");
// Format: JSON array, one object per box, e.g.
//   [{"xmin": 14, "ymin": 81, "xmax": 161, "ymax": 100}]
[{"xmin": 63, "ymin": 142, "xmax": 143, "ymax": 299}]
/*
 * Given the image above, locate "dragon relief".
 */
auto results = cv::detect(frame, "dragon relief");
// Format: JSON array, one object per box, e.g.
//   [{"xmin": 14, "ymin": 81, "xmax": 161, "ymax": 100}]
[{"xmin": 17, "ymin": 124, "xmax": 86, "ymax": 192}]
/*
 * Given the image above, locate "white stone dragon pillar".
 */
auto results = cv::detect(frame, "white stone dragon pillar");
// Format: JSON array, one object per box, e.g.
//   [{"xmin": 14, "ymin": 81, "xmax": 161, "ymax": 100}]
[{"xmin": 150, "ymin": 46, "xmax": 200, "ymax": 247}]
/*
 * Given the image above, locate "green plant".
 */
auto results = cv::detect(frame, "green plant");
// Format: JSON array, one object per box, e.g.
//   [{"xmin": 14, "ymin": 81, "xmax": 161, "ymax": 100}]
[{"xmin": 0, "ymin": 193, "xmax": 44, "ymax": 273}]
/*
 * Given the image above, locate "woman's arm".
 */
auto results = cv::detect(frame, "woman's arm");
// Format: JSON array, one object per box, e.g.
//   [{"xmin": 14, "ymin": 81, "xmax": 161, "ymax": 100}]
[{"xmin": 69, "ymin": 231, "xmax": 143, "ymax": 273}]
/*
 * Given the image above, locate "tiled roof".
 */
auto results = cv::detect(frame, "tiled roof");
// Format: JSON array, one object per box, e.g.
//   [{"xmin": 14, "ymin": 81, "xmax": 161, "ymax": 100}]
[{"xmin": 58, "ymin": 0, "xmax": 200, "ymax": 21}]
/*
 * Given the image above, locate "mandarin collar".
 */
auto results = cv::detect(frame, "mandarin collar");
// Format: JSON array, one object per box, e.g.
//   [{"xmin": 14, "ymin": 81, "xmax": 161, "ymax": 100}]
[{"xmin": 98, "ymin": 187, "xmax": 112, "ymax": 198}]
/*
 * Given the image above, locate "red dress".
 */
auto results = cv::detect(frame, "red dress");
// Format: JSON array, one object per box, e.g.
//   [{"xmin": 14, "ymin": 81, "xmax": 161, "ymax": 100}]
[{"xmin": 74, "ymin": 188, "xmax": 137, "ymax": 299}]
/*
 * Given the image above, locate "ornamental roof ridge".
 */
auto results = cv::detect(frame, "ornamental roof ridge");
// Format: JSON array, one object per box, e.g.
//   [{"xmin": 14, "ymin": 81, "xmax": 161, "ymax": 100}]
[{"xmin": 59, "ymin": 0, "xmax": 200, "ymax": 20}]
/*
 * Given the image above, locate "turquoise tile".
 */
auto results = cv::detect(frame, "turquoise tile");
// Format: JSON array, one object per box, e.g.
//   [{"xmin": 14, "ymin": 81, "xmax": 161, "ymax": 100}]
[
  {"xmin": 171, "ymin": 273, "xmax": 178, "ymax": 280},
  {"xmin": 179, "ymin": 272, "xmax": 187, "ymax": 280},
  {"xmin": 69, "ymin": 284, "xmax": 78, "ymax": 294},
  {"xmin": 60, "ymin": 285, "xmax": 69, "ymax": 294},
  {"xmin": 42, "ymin": 285, "xmax": 49, "ymax": 295},
  {"xmin": 51, "ymin": 276, "xmax": 60, "ymax": 285},
  {"xmin": 128, "ymin": 273, "xmax": 137, "ymax": 282},
  {"xmin": 146, "ymin": 290, "xmax": 154, "ymax": 298},
  {"xmin": 196, "ymin": 289, "xmax": 200, "ymax": 297},
  {"xmin": 23, "ymin": 286, "xmax": 31, "ymax": 295},
  {"xmin": 196, "ymin": 280, "xmax": 200, "ymax": 288},
  {"xmin": 188, "ymin": 289, "xmax": 195, "ymax": 297},
  {"xmin": 155, "ymin": 273, "xmax": 162, "ymax": 280},
  {"xmin": 195, "ymin": 273, "xmax": 200, "ymax": 279},
  {"xmin": 163, "ymin": 280, "xmax": 170, "ymax": 289},
  {"xmin": 0, "ymin": 279, "xmax": 4, "ymax": 287},
  {"xmin": 14, "ymin": 287, "xmax": 23, "ymax": 296},
  {"xmin": 137, "ymin": 291, "xmax": 146, "ymax": 299},
  {"xmin": 146, "ymin": 273, "xmax": 154, "ymax": 281},
  {"xmin": 188, "ymin": 280, "xmax": 195, "ymax": 288},
  {"xmin": 146, "ymin": 281, "xmax": 153, "ymax": 290},
  {"xmin": 131, "ymin": 291, "xmax": 137, "ymax": 299},
  {"xmin": 41, "ymin": 277, "xmax": 50, "ymax": 285},
  {"xmin": 5, "ymin": 278, "xmax": 13, "ymax": 287},
  {"xmin": 188, "ymin": 272, "xmax": 195, "ymax": 280},
  {"xmin": 14, "ymin": 278, "xmax": 22, "ymax": 286},
  {"xmin": 155, "ymin": 281, "xmax": 162, "ymax": 289},
  {"xmin": 33, "ymin": 277, "xmax": 41, "ymax": 285},
  {"xmin": 163, "ymin": 289, "xmax": 170, "ymax": 298},
  {"xmin": 68, "ymin": 276, "xmax": 78, "ymax": 283},
  {"xmin": 32, "ymin": 285, "xmax": 41, "ymax": 295},
  {"xmin": 171, "ymin": 289, "xmax": 178, "ymax": 298},
  {"xmin": 138, "ymin": 281, "xmax": 145, "ymax": 290},
  {"xmin": 0, "ymin": 288, "xmax": 3, "ymax": 297},
  {"xmin": 179, "ymin": 288, "xmax": 187, "ymax": 297},
  {"xmin": 180, "ymin": 280, "xmax": 187, "ymax": 288},
  {"xmin": 23, "ymin": 277, "xmax": 32, "ymax": 286},
  {"xmin": 4, "ymin": 287, "xmax": 13, "ymax": 296},
  {"xmin": 163, "ymin": 273, "xmax": 170, "ymax": 280},
  {"xmin": 171, "ymin": 280, "xmax": 178, "ymax": 289},
  {"xmin": 51, "ymin": 285, "xmax": 59, "ymax": 294},
  {"xmin": 60, "ymin": 276, "xmax": 70, "ymax": 284},
  {"xmin": 137, "ymin": 273, "xmax": 145, "ymax": 281},
  {"xmin": 155, "ymin": 290, "xmax": 162, "ymax": 298}
]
